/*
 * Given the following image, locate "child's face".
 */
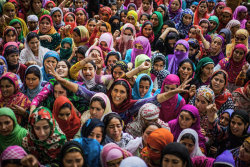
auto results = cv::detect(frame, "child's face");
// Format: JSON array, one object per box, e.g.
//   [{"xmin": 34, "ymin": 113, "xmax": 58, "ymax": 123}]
[
  {"xmin": 190, "ymin": 5, "xmax": 197, "ymax": 13},
  {"xmin": 111, "ymin": 5, "xmax": 117, "ymax": 16},
  {"xmin": 117, "ymin": 0, "xmax": 124, "ymax": 8},
  {"xmin": 153, "ymin": 60, "xmax": 164, "ymax": 71},
  {"xmin": 140, "ymin": 15, "xmax": 148, "ymax": 25},
  {"xmin": 63, "ymin": 43, "xmax": 71, "ymax": 49},
  {"xmin": 120, "ymin": 12, "xmax": 127, "ymax": 23},
  {"xmin": 189, "ymin": 46, "xmax": 197, "ymax": 56},
  {"xmin": 28, "ymin": 21, "xmax": 38, "ymax": 31}
]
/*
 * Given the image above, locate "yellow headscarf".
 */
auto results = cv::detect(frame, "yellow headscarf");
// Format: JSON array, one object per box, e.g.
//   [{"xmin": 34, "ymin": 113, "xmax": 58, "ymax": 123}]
[{"xmin": 127, "ymin": 10, "xmax": 138, "ymax": 26}]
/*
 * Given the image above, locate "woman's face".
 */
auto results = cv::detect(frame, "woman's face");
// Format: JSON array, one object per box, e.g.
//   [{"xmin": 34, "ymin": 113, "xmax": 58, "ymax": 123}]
[
  {"xmin": 74, "ymin": 0, "xmax": 83, "ymax": 8},
  {"xmin": 232, "ymin": 48, "xmax": 245, "ymax": 62},
  {"xmin": 112, "ymin": 66, "xmax": 125, "ymax": 80},
  {"xmin": 39, "ymin": 18, "xmax": 51, "ymax": 34},
  {"xmin": 107, "ymin": 55, "xmax": 118, "ymax": 70},
  {"xmin": 221, "ymin": 12, "xmax": 231, "ymax": 24},
  {"xmin": 44, "ymin": 57, "xmax": 57, "ymax": 72},
  {"xmin": 54, "ymin": 84, "xmax": 67, "ymax": 99},
  {"xmin": 4, "ymin": 7, "xmax": 15, "ymax": 20},
  {"xmin": 195, "ymin": 95, "xmax": 209, "ymax": 114},
  {"xmin": 140, "ymin": 15, "xmax": 148, "ymax": 25},
  {"xmin": 82, "ymin": 63, "xmax": 95, "ymax": 81},
  {"xmin": 239, "ymin": 141, "xmax": 250, "ymax": 162},
  {"xmin": 120, "ymin": 12, "xmax": 127, "ymax": 24},
  {"xmin": 209, "ymin": 20, "xmax": 217, "ymax": 32},
  {"xmin": 25, "ymin": 73, "xmax": 40, "ymax": 90},
  {"xmin": 189, "ymin": 28, "xmax": 197, "ymax": 38},
  {"xmin": 162, "ymin": 154, "xmax": 184, "ymax": 167},
  {"xmin": 5, "ymin": 30, "xmax": 16, "ymax": 42},
  {"xmin": 90, "ymin": 101, "xmax": 105, "ymax": 119},
  {"xmin": 107, "ymin": 158, "xmax": 123, "ymax": 167},
  {"xmin": 32, "ymin": 0, "xmax": 42, "ymax": 13},
  {"xmin": 153, "ymin": 60, "xmax": 164, "ymax": 71},
  {"xmin": 190, "ymin": 5, "xmax": 197, "ymax": 13},
  {"xmin": 211, "ymin": 37, "xmax": 222, "ymax": 53},
  {"xmin": 63, "ymin": 152, "xmax": 84, "ymax": 167},
  {"xmin": 178, "ymin": 111, "xmax": 196, "ymax": 129},
  {"xmin": 6, "ymin": 53, "xmax": 19, "ymax": 66},
  {"xmin": 99, "ymin": 26, "xmax": 108, "ymax": 35},
  {"xmin": 72, "ymin": 31, "xmax": 81, "ymax": 43},
  {"xmin": 111, "ymin": 5, "xmax": 117, "ymax": 16},
  {"xmin": 56, "ymin": 61, "xmax": 69, "ymax": 78},
  {"xmin": 178, "ymin": 62, "xmax": 193, "ymax": 80},
  {"xmin": 216, "ymin": 5, "xmax": 224, "ymax": 15},
  {"xmin": 219, "ymin": 112, "xmax": 230, "ymax": 127},
  {"xmin": 235, "ymin": 34, "xmax": 247, "ymax": 45},
  {"xmin": 157, "ymin": 7, "xmax": 165, "ymax": 17},
  {"xmin": 76, "ymin": 10, "xmax": 86, "ymax": 25},
  {"xmin": 90, "ymin": 49, "xmax": 101, "ymax": 59},
  {"xmin": 211, "ymin": 73, "xmax": 225, "ymax": 94},
  {"xmin": 142, "ymin": 24, "xmax": 153, "ymax": 37},
  {"xmin": 0, "ymin": 79, "xmax": 15, "ymax": 98},
  {"xmin": 200, "ymin": 22, "xmax": 209, "ymax": 34},
  {"xmin": 180, "ymin": 138, "xmax": 195, "ymax": 155},
  {"xmin": 126, "ymin": 15, "xmax": 136, "ymax": 25},
  {"xmin": 77, "ymin": 53, "xmax": 85, "ymax": 62},
  {"xmin": 28, "ymin": 37, "xmax": 40, "ymax": 53},
  {"xmin": 246, "ymin": 84, "xmax": 250, "ymax": 97},
  {"xmin": 107, "ymin": 117, "xmax": 122, "ymax": 141},
  {"xmin": 111, "ymin": 84, "xmax": 127, "ymax": 106},
  {"xmin": 139, "ymin": 79, "xmax": 150, "ymax": 98},
  {"xmin": 198, "ymin": 2, "xmax": 207, "ymax": 15},
  {"xmin": 87, "ymin": 20, "xmax": 97, "ymax": 34},
  {"xmin": 238, "ymin": 11, "xmax": 247, "ymax": 20},
  {"xmin": 231, "ymin": 25, "xmax": 240, "ymax": 35},
  {"xmin": 170, "ymin": 0, "xmax": 180, "ymax": 12},
  {"xmin": 58, "ymin": 107, "xmax": 71, "ymax": 121},
  {"xmin": 65, "ymin": 15, "xmax": 75, "ymax": 23},
  {"xmin": 230, "ymin": 116, "xmax": 248, "ymax": 137},
  {"xmin": 201, "ymin": 64, "xmax": 214, "ymax": 77},
  {"xmin": 12, "ymin": 23, "xmax": 22, "ymax": 36},
  {"xmin": 45, "ymin": 2, "xmax": 54, "ymax": 12},
  {"xmin": 100, "ymin": 41, "xmax": 108, "ymax": 49},
  {"xmin": 33, "ymin": 119, "xmax": 51, "ymax": 141},
  {"xmin": 100, "ymin": 11, "xmax": 109, "ymax": 22},
  {"xmin": 142, "ymin": 125, "xmax": 159, "ymax": 145},
  {"xmin": 189, "ymin": 46, "xmax": 197, "ymax": 56},
  {"xmin": 142, "ymin": 0, "xmax": 151, "ymax": 11},
  {"xmin": 88, "ymin": 126, "xmax": 103, "ymax": 143},
  {"xmin": 21, "ymin": 0, "xmax": 31, "ymax": 9},
  {"xmin": 183, "ymin": 14, "xmax": 192, "ymax": 26},
  {"xmin": 150, "ymin": 14, "xmax": 159, "ymax": 27},
  {"xmin": 175, "ymin": 44, "xmax": 187, "ymax": 53},
  {"xmin": 0, "ymin": 116, "xmax": 14, "ymax": 136},
  {"xmin": 246, "ymin": 20, "xmax": 250, "ymax": 32},
  {"xmin": 52, "ymin": 11, "xmax": 62, "ymax": 25},
  {"xmin": 207, "ymin": 1, "xmax": 215, "ymax": 11},
  {"xmin": 164, "ymin": 84, "xmax": 177, "ymax": 93}
]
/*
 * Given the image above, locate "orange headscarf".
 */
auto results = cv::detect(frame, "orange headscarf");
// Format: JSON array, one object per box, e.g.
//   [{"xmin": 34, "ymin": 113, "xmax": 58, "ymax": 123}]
[{"xmin": 193, "ymin": 0, "xmax": 209, "ymax": 25}]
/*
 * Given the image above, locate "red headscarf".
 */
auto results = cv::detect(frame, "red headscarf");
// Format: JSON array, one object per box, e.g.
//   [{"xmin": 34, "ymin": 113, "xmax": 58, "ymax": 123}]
[
  {"xmin": 99, "ymin": 6, "xmax": 112, "ymax": 22},
  {"xmin": 193, "ymin": 0, "xmax": 209, "ymax": 25},
  {"xmin": 45, "ymin": 1, "xmax": 56, "ymax": 8},
  {"xmin": 64, "ymin": 12, "xmax": 77, "ymax": 33},
  {"xmin": 52, "ymin": 96, "xmax": 81, "ymax": 140}
]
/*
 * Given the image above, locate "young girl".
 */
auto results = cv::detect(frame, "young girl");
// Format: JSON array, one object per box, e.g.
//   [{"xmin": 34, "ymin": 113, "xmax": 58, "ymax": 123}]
[
  {"xmin": 72, "ymin": 26, "xmax": 90, "ymax": 47},
  {"xmin": 176, "ymin": 9, "xmax": 194, "ymax": 36},
  {"xmin": 139, "ymin": 13, "xmax": 150, "ymax": 26},
  {"xmin": 168, "ymin": 0, "xmax": 183, "ymax": 23},
  {"xmin": 193, "ymin": 0, "xmax": 209, "ymax": 25},
  {"xmin": 137, "ymin": 0, "xmax": 153, "ymax": 19},
  {"xmin": 59, "ymin": 37, "xmax": 74, "ymax": 60}
]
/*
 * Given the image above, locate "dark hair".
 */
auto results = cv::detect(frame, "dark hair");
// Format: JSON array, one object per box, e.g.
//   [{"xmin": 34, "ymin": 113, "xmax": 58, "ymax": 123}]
[
  {"xmin": 103, "ymin": 113, "xmax": 123, "ymax": 132},
  {"xmin": 143, "ymin": 0, "xmax": 153, "ymax": 3},
  {"xmin": 210, "ymin": 71, "xmax": 227, "ymax": 91},
  {"xmin": 140, "ymin": 13, "xmax": 150, "ymax": 20},
  {"xmin": 76, "ymin": 46, "xmax": 88, "ymax": 57},
  {"xmin": 154, "ymin": 56, "xmax": 165, "ymax": 65},
  {"xmin": 90, "ymin": 96, "xmax": 106, "ymax": 109},
  {"xmin": 59, "ymin": 60, "xmax": 71, "ymax": 75},
  {"xmin": 0, "ymin": 78, "xmax": 15, "ymax": 89},
  {"xmin": 88, "ymin": 18, "xmax": 98, "ymax": 24},
  {"xmin": 59, "ymin": 102, "xmax": 72, "ymax": 111},
  {"xmin": 199, "ymin": 0, "xmax": 208, "ymax": 7},
  {"xmin": 86, "ymin": 60, "xmax": 97, "ymax": 70},
  {"xmin": 140, "ymin": 75, "xmax": 152, "ymax": 85},
  {"xmin": 180, "ymin": 133, "xmax": 196, "ymax": 144},
  {"xmin": 40, "ymin": 16, "xmax": 51, "ymax": 23},
  {"xmin": 124, "ymin": 27, "xmax": 134, "ymax": 34},
  {"xmin": 142, "ymin": 122, "xmax": 161, "ymax": 134},
  {"xmin": 163, "ymin": 20, "xmax": 176, "ymax": 29},
  {"xmin": 25, "ymin": 66, "xmax": 41, "ymax": 79},
  {"xmin": 2, "ymin": 159, "xmax": 21, "ymax": 167},
  {"xmin": 230, "ymin": 110, "xmax": 249, "ymax": 136},
  {"xmin": 105, "ymin": 51, "xmax": 120, "ymax": 66},
  {"xmin": 31, "ymin": 0, "xmax": 42, "ymax": 11},
  {"xmin": 177, "ymin": 59, "xmax": 194, "ymax": 79},
  {"xmin": 10, "ymin": 21, "xmax": 21, "ymax": 27},
  {"xmin": 100, "ymin": 23, "xmax": 108, "ymax": 31},
  {"xmin": 109, "ymin": 2, "xmax": 117, "ymax": 7},
  {"xmin": 111, "ymin": 80, "xmax": 130, "ymax": 98},
  {"xmin": 181, "ymin": 110, "xmax": 195, "ymax": 120},
  {"xmin": 120, "ymin": 9, "xmax": 128, "ymax": 17},
  {"xmin": 73, "ymin": 27, "xmax": 81, "ymax": 36},
  {"xmin": 26, "ymin": 32, "xmax": 40, "ymax": 43},
  {"xmin": 246, "ymin": 51, "xmax": 250, "ymax": 64},
  {"xmin": 66, "ymin": 13, "xmax": 76, "ymax": 21},
  {"xmin": 54, "ymin": 82, "xmax": 67, "ymax": 94},
  {"xmin": 5, "ymin": 29, "xmax": 16, "ymax": 38},
  {"xmin": 213, "ymin": 164, "xmax": 232, "ymax": 167},
  {"xmin": 90, "ymin": 84, "xmax": 107, "ymax": 93}
]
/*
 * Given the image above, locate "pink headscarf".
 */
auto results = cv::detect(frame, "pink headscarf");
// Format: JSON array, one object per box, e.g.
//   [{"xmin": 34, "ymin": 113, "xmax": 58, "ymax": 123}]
[
  {"xmin": 233, "ymin": 6, "xmax": 248, "ymax": 29},
  {"xmin": 99, "ymin": 32, "xmax": 115, "ymax": 52},
  {"xmin": 137, "ymin": 0, "xmax": 153, "ymax": 19},
  {"xmin": 2, "ymin": 42, "xmax": 19, "ymax": 57},
  {"xmin": 1, "ymin": 145, "xmax": 27, "ymax": 160}
]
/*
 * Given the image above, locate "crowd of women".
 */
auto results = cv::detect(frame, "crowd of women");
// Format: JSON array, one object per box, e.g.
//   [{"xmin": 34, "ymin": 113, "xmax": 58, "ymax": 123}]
[{"xmin": 0, "ymin": 0, "xmax": 249, "ymax": 166}]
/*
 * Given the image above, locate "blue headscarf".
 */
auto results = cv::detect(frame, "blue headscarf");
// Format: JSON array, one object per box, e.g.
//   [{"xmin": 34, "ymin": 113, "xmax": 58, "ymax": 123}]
[
  {"xmin": 132, "ymin": 74, "xmax": 153, "ymax": 100},
  {"xmin": 176, "ymin": 9, "xmax": 194, "ymax": 36},
  {"xmin": 22, "ymin": 65, "xmax": 43, "ymax": 101},
  {"xmin": 41, "ymin": 51, "xmax": 60, "ymax": 81},
  {"xmin": 0, "ymin": 56, "xmax": 8, "ymax": 77},
  {"xmin": 50, "ymin": 7, "xmax": 65, "ymax": 31},
  {"xmin": 0, "ymin": 56, "xmax": 8, "ymax": 70}
]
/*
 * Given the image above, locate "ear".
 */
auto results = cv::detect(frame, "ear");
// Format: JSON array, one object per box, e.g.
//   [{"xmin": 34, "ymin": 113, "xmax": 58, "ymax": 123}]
[
  {"xmin": 245, "ymin": 123, "xmax": 249, "ymax": 130},
  {"xmin": 193, "ymin": 118, "xmax": 197, "ymax": 124}
]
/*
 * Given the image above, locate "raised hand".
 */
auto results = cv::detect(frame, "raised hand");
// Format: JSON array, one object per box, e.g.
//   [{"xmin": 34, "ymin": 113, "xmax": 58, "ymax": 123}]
[
  {"xmin": 140, "ymin": 61, "xmax": 151, "ymax": 71},
  {"xmin": 40, "ymin": 35, "xmax": 52, "ymax": 42},
  {"xmin": 177, "ymin": 78, "xmax": 192, "ymax": 93},
  {"xmin": 21, "ymin": 154, "xmax": 39, "ymax": 167},
  {"xmin": 206, "ymin": 103, "xmax": 218, "ymax": 122},
  {"xmin": 47, "ymin": 63, "xmax": 60, "ymax": 79}
]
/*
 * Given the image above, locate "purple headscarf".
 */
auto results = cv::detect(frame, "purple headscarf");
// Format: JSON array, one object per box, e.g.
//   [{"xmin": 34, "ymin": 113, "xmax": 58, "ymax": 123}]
[
  {"xmin": 168, "ymin": 40, "xmax": 189, "ymax": 74},
  {"xmin": 210, "ymin": 35, "xmax": 225, "ymax": 65},
  {"xmin": 233, "ymin": 6, "xmax": 247, "ymax": 29},
  {"xmin": 1, "ymin": 145, "xmax": 27, "ymax": 160},
  {"xmin": 131, "ymin": 36, "xmax": 151, "ymax": 65},
  {"xmin": 168, "ymin": 104, "xmax": 206, "ymax": 150},
  {"xmin": 168, "ymin": 0, "xmax": 183, "ymax": 23}
]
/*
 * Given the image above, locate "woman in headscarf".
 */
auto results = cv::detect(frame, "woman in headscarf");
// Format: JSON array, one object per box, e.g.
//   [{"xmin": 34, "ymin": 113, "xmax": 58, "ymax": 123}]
[
  {"xmin": 199, "ymin": 19, "xmax": 212, "ymax": 43},
  {"xmin": 0, "ymin": 72, "xmax": 31, "ymax": 125},
  {"xmin": 59, "ymin": 37, "xmax": 74, "ymax": 60},
  {"xmin": 120, "ymin": 156, "xmax": 147, "ymax": 167},
  {"xmin": 177, "ymin": 128, "xmax": 205, "ymax": 158},
  {"xmin": 22, "ymin": 106, "xmax": 66, "ymax": 164},
  {"xmin": 98, "ymin": 32, "xmax": 115, "ymax": 58},
  {"xmin": 164, "ymin": 74, "xmax": 188, "ymax": 118},
  {"xmin": 104, "ymin": 51, "xmax": 122, "ymax": 75},
  {"xmin": 38, "ymin": 15, "xmax": 61, "ymax": 51},
  {"xmin": 157, "ymin": 4, "xmax": 169, "ymax": 22},
  {"xmin": 136, "ymin": 21, "xmax": 154, "ymax": 44},
  {"xmin": 22, "ymin": 65, "xmax": 43, "ymax": 101},
  {"xmin": 126, "ymin": 10, "xmax": 140, "ymax": 32},
  {"xmin": 176, "ymin": 8, "xmax": 194, "ymax": 37},
  {"xmin": 60, "ymin": 12, "xmax": 77, "ymax": 38},
  {"xmin": 212, "ymin": 2, "xmax": 226, "ymax": 19},
  {"xmin": 217, "ymin": 7, "xmax": 233, "ymax": 32},
  {"xmin": 168, "ymin": 0, "xmax": 183, "ymax": 24},
  {"xmin": 9, "ymin": 19, "xmax": 25, "ymax": 43},
  {"xmin": 208, "ymin": 16, "xmax": 219, "ymax": 38},
  {"xmin": 99, "ymin": 6, "xmax": 112, "ymax": 22},
  {"xmin": 88, "ymin": 21, "xmax": 111, "ymax": 45},
  {"xmin": 168, "ymin": 104, "xmax": 206, "ymax": 151},
  {"xmin": 101, "ymin": 143, "xmax": 132, "ymax": 167},
  {"xmin": 137, "ymin": 0, "xmax": 153, "ymax": 19},
  {"xmin": 75, "ymin": 8, "xmax": 88, "ymax": 26},
  {"xmin": 161, "ymin": 142, "xmax": 193, "ymax": 167},
  {"xmin": 52, "ymin": 96, "xmax": 81, "ymax": 140},
  {"xmin": 126, "ymin": 103, "xmax": 169, "ymax": 138},
  {"xmin": 0, "ymin": 26, "xmax": 19, "ymax": 53},
  {"xmin": 150, "ymin": 11, "xmax": 163, "ymax": 37},
  {"xmin": 18, "ymin": 0, "xmax": 31, "ymax": 20},
  {"xmin": 208, "ymin": 35, "xmax": 225, "ymax": 65},
  {"xmin": 134, "ymin": 54, "xmax": 151, "ymax": 76},
  {"xmin": 141, "ymin": 128, "xmax": 174, "ymax": 167},
  {"xmin": 218, "ymin": 28, "xmax": 232, "ymax": 45},
  {"xmin": 20, "ymin": 32, "xmax": 49, "ymax": 67},
  {"xmin": 216, "ymin": 44, "xmax": 248, "ymax": 92},
  {"xmin": 225, "ymin": 20, "xmax": 241, "ymax": 41},
  {"xmin": 132, "ymin": 74, "xmax": 153, "ymax": 100},
  {"xmin": 50, "ymin": 7, "xmax": 65, "ymax": 31},
  {"xmin": 233, "ymin": 6, "xmax": 248, "ymax": 29},
  {"xmin": 27, "ymin": 0, "xmax": 49, "ymax": 19},
  {"xmin": 109, "ymin": 15, "xmax": 120, "ymax": 34},
  {"xmin": 0, "ymin": 107, "xmax": 27, "ymax": 153},
  {"xmin": 193, "ymin": 0, "xmax": 209, "ymax": 25},
  {"xmin": 115, "ymin": 23, "xmax": 136, "ymax": 58},
  {"xmin": 44, "ymin": 1, "xmax": 55, "ymax": 12},
  {"xmin": 72, "ymin": 26, "xmax": 90, "ymax": 47}
]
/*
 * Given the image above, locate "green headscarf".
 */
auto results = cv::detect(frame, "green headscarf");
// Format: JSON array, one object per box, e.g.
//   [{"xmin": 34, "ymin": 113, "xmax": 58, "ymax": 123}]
[
  {"xmin": 194, "ymin": 57, "xmax": 214, "ymax": 80},
  {"xmin": 208, "ymin": 16, "xmax": 219, "ymax": 35},
  {"xmin": 0, "ymin": 107, "xmax": 27, "ymax": 153},
  {"xmin": 9, "ymin": 19, "xmax": 24, "ymax": 41},
  {"xmin": 60, "ymin": 37, "xmax": 73, "ymax": 60},
  {"xmin": 151, "ymin": 11, "xmax": 163, "ymax": 36},
  {"xmin": 135, "ymin": 54, "xmax": 151, "ymax": 76}
]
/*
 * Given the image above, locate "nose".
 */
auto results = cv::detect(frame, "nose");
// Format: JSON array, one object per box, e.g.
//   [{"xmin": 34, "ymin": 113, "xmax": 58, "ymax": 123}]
[
  {"xmin": 73, "ymin": 163, "xmax": 78, "ymax": 167},
  {"xmin": 2, "ymin": 124, "xmax": 6, "ymax": 130},
  {"xmin": 62, "ymin": 115, "xmax": 68, "ymax": 121},
  {"xmin": 40, "ymin": 129, "xmax": 45, "ymax": 135}
]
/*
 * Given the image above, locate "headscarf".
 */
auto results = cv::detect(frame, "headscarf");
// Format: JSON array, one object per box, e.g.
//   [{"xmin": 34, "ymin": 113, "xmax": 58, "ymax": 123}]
[
  {"xmin": 234, "ymin": 29, "xmax": 249, "ymax": 49},
  {"xmin": 219, "ymin": 28, "xmax": 232, "ymax": 45},
  {"xmin": 194, "ymin": 57, "xmax": 214, "ymax": 81},
  {"xmin": 136, "ymin": 21, "xmax": 154, "ymax": 43},
  {"xmin": 74, "ymin": 26, "xmax": 90, "ymax": 46},
  {"xmin": 127, "ymin": 10, "xmax": 138, "ymax": 26},
  {"xmin": 137, "ymin": 0, "xmax": 153, "ymax": 19},
  {"xmin": 161, "ymin": 142, "xmax": 193, "ymax": 167},
  {"xmin": 213, "ymin": 150, "xmax": 235, "ymax": 167},
  {"xmin": 209, "ymin": 35, "xmax": 225, "ymax": 65},
  {"xmin": 99, "ymin": 32, "xmax": 114, "ymax": 52},
  {"xmin": 9, "ymin": 19, "xmax": 24, "ymax": 41},
  {"xmin": 219, "ymin": 44, "xmax": 247, "ymax": 83},
  {"xmin": 1, "ymin": 145, "xmax": 28, "ymax": 161},
  {"xmin": 176, "ymin": 8, "xmax": 194, "ymax": 36},
  {"xmin": 134, "ymin": 54, "xmax": 151, "ymax": 76},
  {"xmin": 109, "ymin": 15, "xmax": 120, "ymax": 34},
  {"xmin": 212, "ymin": 2, "xmax": 226, "ymax": 18},
  {"xmin": 52, "ymin": 96, "xmax": 81, "ymax": 140},
  {"xmin": 150, "ymin": 53, "xmax": 170, "ymax": 89},
  {"xmin": 85, "ymin": 45, "xmax": 104, "ymax": 62},
  {"xmin": 233, "ymin": 6, "xmax": 247, "ymax": 29},
  {"xmin": 59, "ymin": 37, "xmax": 73, "ymax": 60},
  {"xmin": 81, "ymin": 118, "xmax": 104, "ymax": 138},
  {"xmin": 225, "ymin": 20, "xmax": 241, "ymax": 31},
  {"xmin": 221, "ymin": 109, "xmax": 234, "ymax": 120},
  {"xmin": 22, "ymin": 107, "xmax": 66, "ymax": 163},
  {"xmin": 111, "ymin": 61, "xmax": 129, "ymax": 79},
  {"xmin": 168, "ymin": 104, "xmax": 206, "ymax": 150},
  {"xmin": 2, "ymin": 41, "xmax": 19, "ymax": 58},
  {"xmin": 100, "ymin": 6, "xmax": 112, "ymax": 21},
  {"xmin": 75, "ymin": 8, "xmax": 88, "ymax": 25},
  {"xmin": 22, "ymin": 65, "xmax": 43, "ymax": 101},
  {"xmin": 151, "ymin": 11, "xmax": 163, "ymax": 36},
  {"xmin": 44, "ymin": 1, "xmax": 55, "ymax": 8},
  {"xmin": 132, "ymin": 73, "xmax": 153, "ymax": 100},
  {"xmin": 126, "ymin": 103, "xmax": 169, "ymax": 138},
  {"xmin": 127, "ymin": 3, "xmax": 137, "ymax": 11},
  {"xmin": 50, "ymin": 7, "xmax": 65, "ymax": 31},
  {"xmin": 168, "ymin": 40, "xmax": 189, "ymax": 74},
  {"xmin": 168, "ymin": 0, "xmax": 183, "ymax": 23},
  {"xmin": 120, "ymin": 156, "xmax": 147, "ymax": 167},
  {"xmin": 158, "ymin": 4, "xmax": 169, "ymax": 21},
  {"xmin": 0, "ymin": 108, "xmax": 27, "ymax": 153},
  {"xmin": 2, "ymin": 26, "xmax": 18, "ymax": 44},
  {"xmin": 208, "ymin": 15, "xmax": 219, "ymax": 35},
  {"xmin": 218, "ymin": 7, "xmax": 233, "ymax": 31},
  {"xmin": 100, "ymin": 143, "xmax": 132, "ymax": 167},
  {"xmin": 177, "ymin": 128, "xmax": 205, "ymax": 158},
  {"xmin": 41, "ymin": 51, "xmax": 60, "ymax": 81},
  {"xmin": 63, "ymin": 12, "xmax": 77, "ymax": 33},
  {"xmin": 230, "ymin": 110, "xmax": 249, "ymax": 136},
  {"xmin": 0, "ymin": 56, "xmax": 8, "ymax": 71},
  {"xmin": 196, "ymin": 86, "xmax": 215, "ymax": 104},
  {"xmin": 131, "ymin": 36, "xmax": 151, "ymax": 65},
  {"xmin": 90, "ymin": 93, "xmax": 112, "ymax": 119},
  {"xmin": 192, "ymin": 156, "xmax": 215, "ymax": 167},
  {"xmin": 193, "ymin": 0, "xmax": 209, "ymax": 25}
]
